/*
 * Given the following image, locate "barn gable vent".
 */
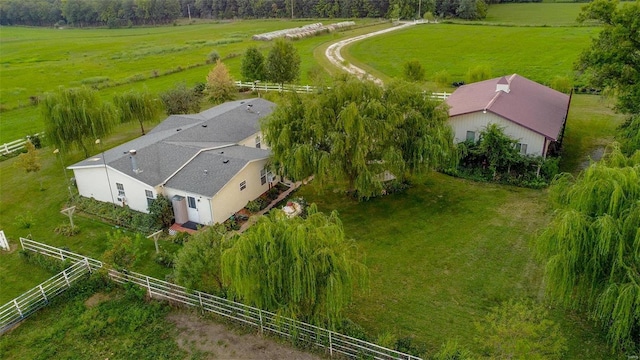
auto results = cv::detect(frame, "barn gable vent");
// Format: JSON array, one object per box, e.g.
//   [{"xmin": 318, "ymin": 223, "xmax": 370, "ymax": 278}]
[{"xmin": 496, "ymin": 76, "xmax": 510, "ymax": 93}]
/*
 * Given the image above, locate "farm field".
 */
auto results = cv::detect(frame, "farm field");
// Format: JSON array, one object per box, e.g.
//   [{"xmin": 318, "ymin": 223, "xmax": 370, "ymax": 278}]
[
  {"xmin": 483, "ymin": 3, "xmax": 586, "ymax": 26},
  {"xmin": 345, "ymin": 23, "xmax": 598, "ymax": 87},
  {"xmin": 0, "ymin": 19, "xmax": 389, "ymax": 143}
]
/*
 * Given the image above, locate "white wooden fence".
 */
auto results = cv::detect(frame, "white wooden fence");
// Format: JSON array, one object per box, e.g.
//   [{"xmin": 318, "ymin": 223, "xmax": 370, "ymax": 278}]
[
  {"xmin": 0, "ymin": 259, "xmax": 92, "ymax": 334},
  {"xmin": 12, "ymin": 238, "xmax": 423, "ymax": 360},
  {"xmin": 1, "ymin": 132, "xmax": 44, "ymax": 155},
  {"xmin": 235, "ymin": 81, "xmax": 450, "ymax": 101}
]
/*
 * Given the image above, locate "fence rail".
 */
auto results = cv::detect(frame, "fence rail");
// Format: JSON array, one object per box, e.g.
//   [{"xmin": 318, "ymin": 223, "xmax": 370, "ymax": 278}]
[
  {"xmin": 14, "ymin": 239, "xmax": 422, "ymax": 360},
  {"xmin": 0, "ymin": 260, "xmax": 92, "ymax": 334},
  {"xmin": 1, "ymin": 132, "xmax": 44, "ymax": 155},
  {"xmin": 235, "ymin": 81, "xmax": 450, "ymax": 101}
]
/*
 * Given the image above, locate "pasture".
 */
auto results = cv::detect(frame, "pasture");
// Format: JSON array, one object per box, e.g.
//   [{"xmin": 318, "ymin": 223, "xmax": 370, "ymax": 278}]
[
  {"xmin": 483, "ymin": 3, "xmax": 586, "ymax": 26},
  {"xmin": 345, "ymin": 23, "xmax": 598, "ymax": 87},
  {"xmin": 0, "ymin": 20, "xmax": 388, "ymax": 143}
]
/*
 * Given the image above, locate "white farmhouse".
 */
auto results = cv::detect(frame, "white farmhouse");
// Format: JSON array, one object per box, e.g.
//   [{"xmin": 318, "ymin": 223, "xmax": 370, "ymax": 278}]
[
  {"xmin": 446, "ymin": 74, "xmax": 571, "ymax": 157},
  {"xmin": 69, "ymin": 98, "xmax": 276, "ymax": 226}
]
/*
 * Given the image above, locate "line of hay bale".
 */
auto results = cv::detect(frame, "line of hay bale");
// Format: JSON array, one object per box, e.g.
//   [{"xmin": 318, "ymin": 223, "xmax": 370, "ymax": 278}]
[{"xmin": 252, "ymin": 21, "xmax": 355, "ymax": 41}]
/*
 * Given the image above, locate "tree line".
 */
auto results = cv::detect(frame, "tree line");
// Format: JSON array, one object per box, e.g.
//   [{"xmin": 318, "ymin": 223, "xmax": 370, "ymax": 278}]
[{"xmin": 0, "ymin": 0, "xmax": 544, "ymax": 27}]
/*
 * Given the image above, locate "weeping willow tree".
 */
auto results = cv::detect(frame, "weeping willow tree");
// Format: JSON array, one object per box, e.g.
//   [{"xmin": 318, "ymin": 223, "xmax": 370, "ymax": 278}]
[
  {"xmin": 537, "ymin": 144, "xmax": 640, "ymax": 352},
  {"xmin": 113, "ymin": 89, "xmax": 160, "ymax": 135},
  {"xmin": 42, "ymin": 86, "xmax": 116, "ymax": 157},
  {"xmin": 262, "ymin": 76, "xmax": 455, "ymax": 200},
  {"xmin": 221, "ymin": 205, "xmax": 368, "ymax": 329}
]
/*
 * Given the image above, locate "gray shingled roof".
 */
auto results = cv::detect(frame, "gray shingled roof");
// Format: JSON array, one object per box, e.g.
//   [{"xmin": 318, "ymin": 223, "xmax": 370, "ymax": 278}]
[
  {"xmin": 69, "ymin": 98, "xmax": 274, "ymax": 193},
  {"xmin": 446, "ymin": 74, "xmax": 570, "ymax": 140},
  {"xmin": 165, "ymin": 145, "xmax": 269, "ymax": 197}
]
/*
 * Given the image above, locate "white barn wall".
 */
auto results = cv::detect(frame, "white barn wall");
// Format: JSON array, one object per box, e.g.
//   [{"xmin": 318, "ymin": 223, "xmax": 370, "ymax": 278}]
[
  {"xmin": 72, "ymin": 166, "xmax": 115, "ymax": 204},
  {"xmin": 449, "ymin": 112, "xmax": 546, "ymax": 156},
  {"xmin": 211, "ymin": 159, "xmax": 271, "ymax": 223}
]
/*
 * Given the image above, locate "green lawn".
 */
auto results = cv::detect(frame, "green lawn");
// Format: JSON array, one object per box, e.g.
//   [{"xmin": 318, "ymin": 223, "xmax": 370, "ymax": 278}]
[
  {"xmin": 484, "ymin": 3, "xmax": 586, "ymax": 26},
  {"xmin": 345, "ymin": 23, "xmax": 598, "ymax": 88},
  {"xmin": 296, "ymin": 172, "xmax": 614, "ymax": 358}
]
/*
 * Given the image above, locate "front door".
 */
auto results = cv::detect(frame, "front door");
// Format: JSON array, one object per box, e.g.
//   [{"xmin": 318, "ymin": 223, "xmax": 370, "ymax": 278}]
[{"xmin": 186, "ymin": 196, "xmax": 200, "ymax": 223}]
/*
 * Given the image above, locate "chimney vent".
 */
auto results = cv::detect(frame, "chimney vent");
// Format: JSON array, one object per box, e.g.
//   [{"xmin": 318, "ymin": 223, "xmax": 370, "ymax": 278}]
[{"xmin": 129, "ymin": 149, "xmax": 142, "ymax": 174}]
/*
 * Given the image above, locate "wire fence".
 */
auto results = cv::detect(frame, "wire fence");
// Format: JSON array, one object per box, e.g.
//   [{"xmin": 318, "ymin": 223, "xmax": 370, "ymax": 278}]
[
  {"xmin": 0, "ymin": 259, "xmax": 92, "ymax": 334},
  {"xmin": 14, "ymin": 238, "xmax": 422, "ymax": 360}
]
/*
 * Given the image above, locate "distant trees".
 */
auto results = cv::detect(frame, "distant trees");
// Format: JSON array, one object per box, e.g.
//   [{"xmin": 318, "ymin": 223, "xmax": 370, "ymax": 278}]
[
  {"xmin": 265, "ymin": 38, "xmax": 301, "ymax": 86},
  {"xmin": 113, "ymin": 89, "xmax": 160, "ymax": 135},
  {"xmin": 537, "ymin": 146, "xmax": 640, "ymax": 352},
  {"xmin": 262, "ymin": 76, "xmax": 455, "ymax": 199},
  {"xmin": 205, "ymin": 60, "xmax": 236, "ymax": 104},
  {"xmin": 241, "ymin": 47, "xmax": 266, "ymax": 82},
  {"xmin": 42, "ymin": 86, "xmax": 116, "ymax": 157},
  {"xmin": 0, "ymin": 0, "xmax": 181, "ymax": 27}
]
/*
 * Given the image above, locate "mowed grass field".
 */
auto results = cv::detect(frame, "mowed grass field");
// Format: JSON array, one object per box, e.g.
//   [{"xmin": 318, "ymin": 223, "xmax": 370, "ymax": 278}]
[
  {"xmin": 483, "ymin": 3, "xmax": 586, "ymax": 26},
  {"xmin": 346, "ymin": 23, "xmax": 598, "ymax": 86}
]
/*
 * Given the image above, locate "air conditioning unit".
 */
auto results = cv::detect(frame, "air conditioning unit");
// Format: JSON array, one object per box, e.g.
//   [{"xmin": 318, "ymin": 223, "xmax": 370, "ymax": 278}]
[{"xmin": 267, "ymin": 173, "xmax": 276, "ymax": 183}]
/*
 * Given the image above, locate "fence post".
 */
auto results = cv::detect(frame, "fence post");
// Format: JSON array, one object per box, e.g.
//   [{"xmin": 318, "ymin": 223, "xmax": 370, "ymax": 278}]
[
  {"xmin": 259, "ymin": 309, "xmax": 264, "ymax": 335},
  {"xmin": 329, "ymin": 331, "xmax": 333, "ymax": 357},
  {"xmin": 146, "ymin": 276, "xmax": 152, "ymax": 297},
  {"xmin": 198, "ymin": 292, "xmax": 203, "ymax": 314},
  {"xmin": 39, "ymin": 285, "xmax": 48, "ymax": 303},
  {"xmin": 84, "ymin": 257, "xmax": 92, "ymax": 273},
  {"xmin": 62, "ymin": 268, "xmax": 70, "ymax": 287},
  {"xmin": 2, "ymin": 143, "xmax": 8, "ymax": 154},
  {"xmin": 59, "ymin": 248, "xmax": 64, "ymax": 261},
  {"xmin": 13, "ymin": 299, "xmax": 23, "ymax": 317}
]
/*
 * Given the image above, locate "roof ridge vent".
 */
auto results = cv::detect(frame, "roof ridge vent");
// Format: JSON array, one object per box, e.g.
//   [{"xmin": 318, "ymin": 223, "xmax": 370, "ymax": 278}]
[{"xmin": 496, "ymin": 76, "xmax": 510, "ymax": 93}]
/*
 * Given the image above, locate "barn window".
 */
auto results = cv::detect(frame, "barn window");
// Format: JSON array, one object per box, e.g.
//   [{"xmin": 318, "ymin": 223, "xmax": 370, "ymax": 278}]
[
  {"xmin": 515, "ymin": 143, "xmax": 528, "ymax": 154},
  {"xmin": 260, "ymin": 168, "xmax": 272, "ymax": 185},
  {"xmin": 187, "ymin": 196, "xmax": 196, "ymax": 209},
  {"xmin": 240, "ymin": 180, "xmax": 247, "ymax": 191},
  {"xmin": 466, "ymin": 131, "xmax": 476, "ymax": 142}
]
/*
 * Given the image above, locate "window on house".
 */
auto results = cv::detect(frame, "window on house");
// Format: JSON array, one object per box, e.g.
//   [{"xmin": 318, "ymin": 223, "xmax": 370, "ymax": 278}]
[
  {"xmin": 116, "ymin": 183, "xmax": 125, "ymax": 196},
  {"xmin": 145, "ymin": 190, "xmax": 154, "ymax": 208},
  {"xmin": 515, "ymin": 143, "xmax": 528, "ymax": 154},
  {"xmin": 466, "ymin": 131, "xmax": 476, "ymax": 142},
  {"xmin": 240, "ymin": 180, "xmax": 247, "ymax": 191},
  {"xmin": 260, "ymin": 168, "xmax": 267, "ymax": 185},
  {"xmin": 255, "ymin": 136, "xmax": 261, "ymax": 149},
  {"xmin": 187, "ymin": 196, "xmax": 196, "ymax": 209}
]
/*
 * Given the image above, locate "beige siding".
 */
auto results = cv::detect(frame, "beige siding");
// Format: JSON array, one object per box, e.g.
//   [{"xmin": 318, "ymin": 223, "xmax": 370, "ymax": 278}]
[
  {"xmin": 211, "ymin": 158, "xmax": 272, "ymax": 223},
  {"xmin": 449, "ymin": 112, "xmax": 546, "ymax": 156},
  {"xmin": 238, "ymin": 131, "xmax": 269, "ymax": 150}
]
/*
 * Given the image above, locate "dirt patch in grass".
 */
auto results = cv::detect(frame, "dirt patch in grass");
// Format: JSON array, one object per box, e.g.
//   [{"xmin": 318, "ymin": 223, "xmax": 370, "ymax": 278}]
[
  {"xmin": 84, "ymin": 292, "xmax": 113, "ymax": 308},
  {"xmin": 168, "ymin": 312, "xmax": 322, "ymax": 360}
]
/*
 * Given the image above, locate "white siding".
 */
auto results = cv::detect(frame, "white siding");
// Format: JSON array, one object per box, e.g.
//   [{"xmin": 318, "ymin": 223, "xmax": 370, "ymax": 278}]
[
  {"xmin": 449, "ymin": 112, "xmax": 546, "ymax": 156},
  {"xmin": 211, "ymin": 159, "xmax": 273, "ymax": 224},
  {"xmin": 71, "ymin": 166, "xmax": 157, "ymax": 213},
  {"xmin": 163, "ymin": 188, "xmax": 213, "ymax": 225}
]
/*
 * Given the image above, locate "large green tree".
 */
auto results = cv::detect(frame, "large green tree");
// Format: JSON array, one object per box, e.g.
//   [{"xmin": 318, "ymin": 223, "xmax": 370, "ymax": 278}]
[
  {"xmin": 42, "ymin": 86, "xmax": 116, "ymax": 157},
  {"xmin": 265, "ymin": 38, "xmax": 300, "ymax": 86},
  {"xmin": 262, "ymin": 76, "xmax": 455, "ymax": 199},
  {"xmin": 576, "ymin": 0, "xmax": 640, "ymax": 116},
  {"xmin": 113, "ymin": 89, "xmax": 160, "ymax": 135},
  {"xmin": 536, "ymin": 145, "xmax": 640, "ymax": 352},
  {"xmin": 221, "ymin": 206, "xmax": 367, "ymax": 328},
  {"xmin": 241, "ymin": 46, "xmax": 266, "ymax": 82}
]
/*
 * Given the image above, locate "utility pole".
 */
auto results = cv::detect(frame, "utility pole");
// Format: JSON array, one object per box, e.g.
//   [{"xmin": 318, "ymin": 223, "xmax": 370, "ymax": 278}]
[
  {"xmin": 291, "ymin": 0, "xmax": 294, "ymax": 19},
  {"xmin": 187, "ymin": 4, "xmax": 192, "ymax": 21}
]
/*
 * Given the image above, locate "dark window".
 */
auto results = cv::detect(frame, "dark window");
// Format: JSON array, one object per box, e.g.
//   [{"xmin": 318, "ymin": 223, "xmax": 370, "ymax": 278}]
[{"xmin": 187, "ymin": 196, "xmax": 196, "ymax": 209}]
